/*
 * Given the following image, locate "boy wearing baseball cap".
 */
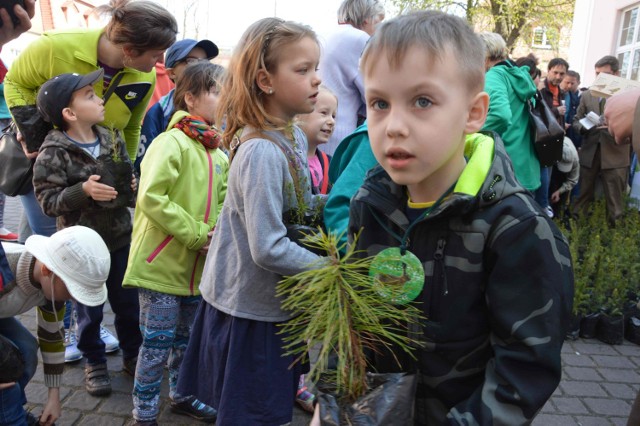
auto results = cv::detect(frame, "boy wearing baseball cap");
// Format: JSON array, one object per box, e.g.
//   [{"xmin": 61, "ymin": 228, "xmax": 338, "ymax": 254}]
[
  {"xmin": 0, "ymin": 226, "xmax": 110, "ymax": 426},
  {"xmin": 136, "ymin": 38, "xmax": 219, "ymax": 171},
  {"xmin": 33, "ymin": 71, "xmax": 141, "ymax": 397}
]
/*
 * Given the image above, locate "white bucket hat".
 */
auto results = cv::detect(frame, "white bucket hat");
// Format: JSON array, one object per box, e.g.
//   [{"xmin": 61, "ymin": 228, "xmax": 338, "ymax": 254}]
[{"xmin": 25, "ymin": 226, "xmax": 110, "ymax": 306}]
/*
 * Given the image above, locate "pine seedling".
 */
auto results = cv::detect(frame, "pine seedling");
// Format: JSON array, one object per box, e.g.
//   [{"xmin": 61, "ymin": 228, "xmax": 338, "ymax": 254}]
[{"xmin": 277, "ymin": 229, "xmax": 423, "ymax": 402}]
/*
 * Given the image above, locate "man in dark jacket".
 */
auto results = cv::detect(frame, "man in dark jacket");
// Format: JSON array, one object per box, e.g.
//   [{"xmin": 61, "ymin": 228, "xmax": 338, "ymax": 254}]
[{"xmin": 541, "ymin": 58, "xmax": 569, "ymax": 127}]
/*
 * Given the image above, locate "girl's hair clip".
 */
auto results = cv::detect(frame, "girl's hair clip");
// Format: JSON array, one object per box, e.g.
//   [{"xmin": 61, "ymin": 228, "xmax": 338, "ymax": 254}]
[{"xmin": 262, "ymin": 24, "xmax": 280, "ymax": 57}]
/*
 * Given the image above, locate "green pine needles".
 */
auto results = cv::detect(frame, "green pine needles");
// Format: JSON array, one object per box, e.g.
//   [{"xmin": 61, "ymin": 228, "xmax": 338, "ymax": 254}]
[{"xmin": 277, "ymin": 229, "xmax": 423, "ymax": 402}]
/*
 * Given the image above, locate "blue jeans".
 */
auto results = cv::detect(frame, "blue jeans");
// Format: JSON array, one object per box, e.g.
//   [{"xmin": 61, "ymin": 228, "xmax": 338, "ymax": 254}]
[
  {"xmin": 534, "ymin": 166, "xmax": 551, "ymax": 209},
  {"xmin": 20, "ymin": 189, "xmax": 56, "ymax": 237},
  {"xmin": 76, "ymin": 244, "xmax": 141, "ymax": 365},
  {"xmin": 0, "ymin": 317, "xmax": 38, "ymax": 425}
]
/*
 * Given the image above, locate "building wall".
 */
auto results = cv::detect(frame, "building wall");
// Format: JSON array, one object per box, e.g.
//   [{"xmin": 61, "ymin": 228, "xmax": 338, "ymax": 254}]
[
  {"xmin": 511, "ymin": 26, "xmax": 572, "ymax": 75},
  {"xmin": 569, "ymin": 0, "xmax": 640, "ymax": 86}
]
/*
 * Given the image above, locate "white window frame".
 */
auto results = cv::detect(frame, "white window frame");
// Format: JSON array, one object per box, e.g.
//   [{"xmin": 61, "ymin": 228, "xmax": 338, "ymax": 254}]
[
  {"xmin": 616, "ymin": 4, "xmax": 640, "ymax": 81},
  {"xmin": 532, "ymin": 27, "xmax": 552, "ymax": 49}
]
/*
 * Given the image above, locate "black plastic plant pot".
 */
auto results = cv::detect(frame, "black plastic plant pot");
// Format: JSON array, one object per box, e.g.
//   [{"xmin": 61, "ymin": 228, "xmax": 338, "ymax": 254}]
[
  {"xmin": 10, "ymin": 105, "xmax": 52, "ymax": 153},
  {"xmin": 96, "ymin": 157, "xmax": 133, "ymax": 208},
  {"xmin": 596, "ymin": 314, "xmax": 624, "ymax": 345},
  {"xmin": 565, "ymin": 313, "xmax": 582, "ymax": 341},
  {"xmin": 0, "ymin": 334, "xmax": 25, "ymax": 383},
  {"xmin": 625, "ymin": 317, "xmax": 640, "ymax": 345},
  {"xmin": 317, "ymin": 373, "xmax": 416, "ymax": 426},
  {"xmin": 579, "ymin": 312, "xmax": 601, "ymax": 339},
  {"xmin": 286, "ymin": 224, "xmax": 326, "ymax": 256}
]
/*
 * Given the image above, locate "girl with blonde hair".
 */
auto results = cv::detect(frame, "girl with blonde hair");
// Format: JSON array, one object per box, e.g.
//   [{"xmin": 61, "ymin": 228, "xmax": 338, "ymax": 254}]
[{"xmin": 176, "ymin": 17, "xmax": 324, "ymax": 425}]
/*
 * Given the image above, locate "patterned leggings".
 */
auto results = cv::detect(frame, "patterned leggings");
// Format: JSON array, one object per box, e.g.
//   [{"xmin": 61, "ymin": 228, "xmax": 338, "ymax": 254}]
[{"xmin": 132, "ymin": 288, "xmax": 200, "ymax": 421}]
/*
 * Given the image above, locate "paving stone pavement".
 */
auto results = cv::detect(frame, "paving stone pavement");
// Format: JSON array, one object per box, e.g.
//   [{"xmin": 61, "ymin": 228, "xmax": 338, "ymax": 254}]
[{"xmin": 3, "ymin": 196, "xmax": 640, "ymax": 426}]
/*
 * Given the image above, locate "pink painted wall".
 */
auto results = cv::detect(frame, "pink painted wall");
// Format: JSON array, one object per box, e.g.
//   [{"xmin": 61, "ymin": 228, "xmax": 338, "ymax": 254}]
[{"xmin": 570, "ymin": 0, "xmax": 640, "ymax": 86}]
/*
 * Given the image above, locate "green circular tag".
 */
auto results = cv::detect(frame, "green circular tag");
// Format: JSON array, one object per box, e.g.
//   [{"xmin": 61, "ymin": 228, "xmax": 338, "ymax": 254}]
[{"xmin": 369, "ymin": 247, "xmax": 425, "ymax": 304}]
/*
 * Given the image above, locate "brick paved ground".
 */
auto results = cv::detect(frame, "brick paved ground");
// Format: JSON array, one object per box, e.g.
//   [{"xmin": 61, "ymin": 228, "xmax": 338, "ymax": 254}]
[{"xmin": 3, "ymin": 196, "xmax": 640, "ymax": 425}]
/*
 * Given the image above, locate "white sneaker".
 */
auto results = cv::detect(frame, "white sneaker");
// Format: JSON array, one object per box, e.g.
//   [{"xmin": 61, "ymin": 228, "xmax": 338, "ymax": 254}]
[
  {"xmin": 544, "ymin": 206, "xmax": 554, "ymax": 218},
  {"xmin": 64, "ymin": 329, "xmax": 82, "ymax": 363},
  {"xmin": 100, "ymin": 326, "xmax": 120, "ymax": 353}
]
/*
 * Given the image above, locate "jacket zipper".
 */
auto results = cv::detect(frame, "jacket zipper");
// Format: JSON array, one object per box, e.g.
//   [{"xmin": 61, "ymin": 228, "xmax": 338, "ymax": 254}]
[
  {"xmin": 146, "ymin": 235, "xmax": 173, "ymax": 263},
  {"xmin": 189, "ymin": 150, "xmax": 214, "ymax": 294},
  {"xmin": 434, "ymin": 238, "xmax": 448, "ymax": 296}
]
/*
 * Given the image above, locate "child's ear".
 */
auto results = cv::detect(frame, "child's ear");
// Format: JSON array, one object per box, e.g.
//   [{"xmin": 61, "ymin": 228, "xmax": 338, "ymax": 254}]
[
  {"xmin": 255, "ymin": 69, "xmax": 273, "ymax": 95},
  {"xmin": 61, "ymin": 107, "xmax": 76, "ymax": 124},
  {"xmin": 167, "ymin": 68, "xmax": 177, "ymax": 82},
  {"xmin": 464, "ymin": 91, "xmax": 489, "ymax": 134},
  {"xmin": 40, "ymin": 263, "xmax": 52, "ymax": 277},
  {"xmin": 184, "ymin": 91, "xmax": 196, "ymax": 110}
]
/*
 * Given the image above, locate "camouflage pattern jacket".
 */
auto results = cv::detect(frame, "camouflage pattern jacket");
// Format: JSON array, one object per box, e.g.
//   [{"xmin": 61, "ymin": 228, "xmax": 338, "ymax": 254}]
[
  {"xmin": 349, "ymin": 133, "xmax": 574, "ymax": 425},
  {"xmin": 33, "ymin": 126, "xmax": 134, "ymax": 251}
]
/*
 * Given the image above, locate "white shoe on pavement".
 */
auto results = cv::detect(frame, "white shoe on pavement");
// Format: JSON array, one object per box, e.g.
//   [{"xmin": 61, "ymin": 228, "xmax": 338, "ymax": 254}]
[
  {"xmin": 101, "ymin": 326, "xmax": 120, "ymax": 353},
  {"xmin": 64, "ymin": 329, "xmax": 82, "ymax": 363}
]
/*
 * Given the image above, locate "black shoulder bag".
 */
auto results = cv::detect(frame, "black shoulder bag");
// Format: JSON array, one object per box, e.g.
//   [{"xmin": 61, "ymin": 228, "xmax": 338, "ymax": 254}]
[
  {"xmin": 528, "ymin": 91, "xmax": 565, "ymax": 167},
  {"xmin": 0, "ymin": 121, "xmax": 34, "ymax": 196}
]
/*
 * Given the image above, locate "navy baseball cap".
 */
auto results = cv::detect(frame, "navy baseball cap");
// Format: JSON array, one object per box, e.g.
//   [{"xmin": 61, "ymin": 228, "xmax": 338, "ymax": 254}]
[
  {"xmin": 37, "ymin": 69, "xmax": 104, "ymax": 128},
  {"xmin": 165, "ymin": 39, "xmax": 219, "ymax": 69}
]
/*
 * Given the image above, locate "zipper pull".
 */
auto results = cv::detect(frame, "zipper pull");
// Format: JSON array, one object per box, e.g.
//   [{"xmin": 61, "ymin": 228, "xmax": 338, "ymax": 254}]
[{"xmin": 434, "ymin": 238, "xmax": 448, "ymax": 296}]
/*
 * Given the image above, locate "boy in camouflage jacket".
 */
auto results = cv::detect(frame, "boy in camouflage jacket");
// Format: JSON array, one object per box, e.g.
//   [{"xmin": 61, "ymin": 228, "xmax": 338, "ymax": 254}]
[
  {"xmin": 350, "ymin": 12, "xmax": 574, "ymax": 425},
  {"xmin": 32, "ymin": 70, "xmax": 142, "ymax": 398}
]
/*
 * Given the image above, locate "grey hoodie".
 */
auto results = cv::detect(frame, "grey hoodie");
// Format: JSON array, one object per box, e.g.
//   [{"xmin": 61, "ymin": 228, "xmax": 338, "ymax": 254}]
[{"xmin": 199, "ymin": 127, "xmax": 321, "ymax": 322}]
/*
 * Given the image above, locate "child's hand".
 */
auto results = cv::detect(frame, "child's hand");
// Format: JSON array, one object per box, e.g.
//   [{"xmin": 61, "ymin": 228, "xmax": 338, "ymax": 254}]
[
  {"xmin": 131, "ymin": 174, "xmax": 137, "ymax": 192},
  {"xmin": 83, "ymin": 175, "xmax": 117, "ymax": 201},
  {"xmin": 550, "ymin": 190, "xmax": 561, "ymax": 203},
  {"xmin": 199, "ymin": 229, "xmax": 215, "ymax": 255}
]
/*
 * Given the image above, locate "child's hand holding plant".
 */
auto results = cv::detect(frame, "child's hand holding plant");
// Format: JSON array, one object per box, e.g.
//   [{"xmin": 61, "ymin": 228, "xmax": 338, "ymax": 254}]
[{"xmin": 82, "ymin": 175, "xmax": 117, "ymax": 201}]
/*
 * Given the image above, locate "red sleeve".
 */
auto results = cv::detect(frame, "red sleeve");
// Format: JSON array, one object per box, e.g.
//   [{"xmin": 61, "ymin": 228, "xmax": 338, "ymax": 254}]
[{"xmin": 0, "ymin": 58, "xmax": 6, "ymax": 83}]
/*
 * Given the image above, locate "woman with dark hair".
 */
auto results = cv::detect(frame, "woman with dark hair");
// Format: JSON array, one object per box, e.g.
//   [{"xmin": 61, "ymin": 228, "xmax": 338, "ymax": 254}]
[{"xmin": 4, "ymin": 0, "xmax": 178, "ymax": 398}]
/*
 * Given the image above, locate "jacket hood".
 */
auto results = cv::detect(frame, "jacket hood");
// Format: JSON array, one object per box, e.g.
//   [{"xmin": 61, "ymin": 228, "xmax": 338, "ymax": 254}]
[
  {"xmin": 490, "ymin": 60, "xmax": 537, "ymax": 103},
  {"xmin": 167, "ymin": 109, "xmax": 189, "ymax": 129},
  {"xmin": 354, "ymin": 132, "xmax": 527, "ymax": 220}
]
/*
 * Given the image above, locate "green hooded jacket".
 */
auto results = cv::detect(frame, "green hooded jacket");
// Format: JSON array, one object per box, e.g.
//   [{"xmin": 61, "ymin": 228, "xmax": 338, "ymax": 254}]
[
  {"xmin": 482, "ymin": 60, "xmax": 540, "ymax": 191},
  {"xmin": 123, "ymin": 111, "xmax": 229, "ymax": 296}
]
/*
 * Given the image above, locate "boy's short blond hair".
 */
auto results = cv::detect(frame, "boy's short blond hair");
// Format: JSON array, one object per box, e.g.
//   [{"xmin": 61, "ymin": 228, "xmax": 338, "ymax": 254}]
[{"xmin": 360, "ymin": 10, "xmax": 486, "ymax": 93}]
